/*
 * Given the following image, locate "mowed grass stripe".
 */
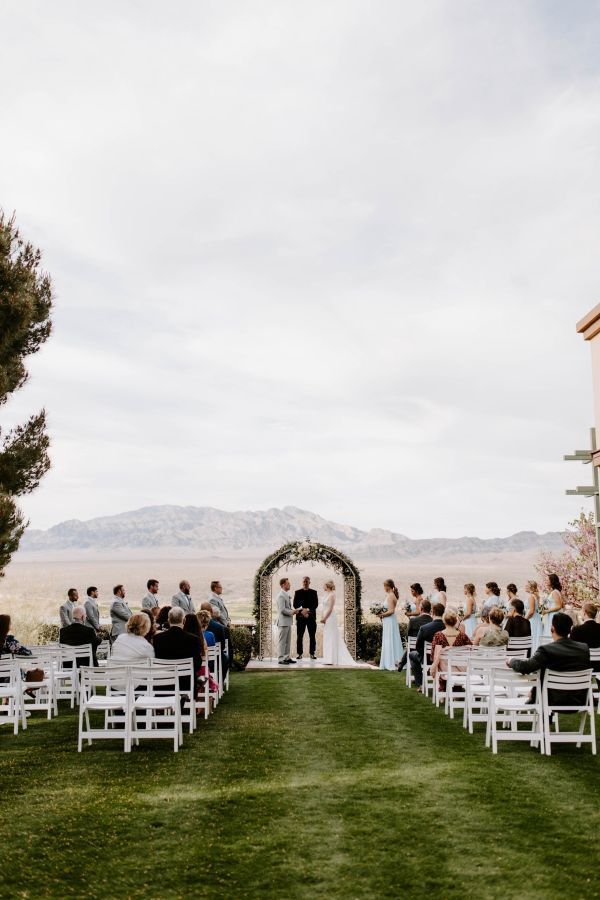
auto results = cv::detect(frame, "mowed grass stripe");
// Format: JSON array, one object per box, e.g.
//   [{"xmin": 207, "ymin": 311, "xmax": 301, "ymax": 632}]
[{"xmin": 1, "ymin": 671, "xmax": 599, "ymax": 899}]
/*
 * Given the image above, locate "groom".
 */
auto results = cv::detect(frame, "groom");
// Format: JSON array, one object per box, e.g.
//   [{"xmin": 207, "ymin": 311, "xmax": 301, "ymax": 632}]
[
  {"xmin": 293, "ymin": 576, "xmax": 319, "ymax": 659},
  {"xmin": 276, "ymin": 577, "xmax": 301, "ymax": 665}
]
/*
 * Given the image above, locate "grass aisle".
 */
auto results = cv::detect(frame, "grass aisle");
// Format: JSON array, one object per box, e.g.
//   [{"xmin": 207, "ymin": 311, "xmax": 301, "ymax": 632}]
[{"xmin": 1, "ymin": 671, "xmax": 600, "ymax": 899}]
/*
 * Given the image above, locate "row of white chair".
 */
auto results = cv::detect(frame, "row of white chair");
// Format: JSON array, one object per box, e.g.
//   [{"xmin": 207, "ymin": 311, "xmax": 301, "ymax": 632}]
[{"xmin": 404, "ymin": 639, "xmax": 598, "ymax": 755}]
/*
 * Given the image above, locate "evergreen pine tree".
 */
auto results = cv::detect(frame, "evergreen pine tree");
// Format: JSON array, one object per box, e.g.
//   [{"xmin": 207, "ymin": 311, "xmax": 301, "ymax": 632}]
[{"xmin": 0, "ymin": 212, "xmax": 53, "ymax": 574}]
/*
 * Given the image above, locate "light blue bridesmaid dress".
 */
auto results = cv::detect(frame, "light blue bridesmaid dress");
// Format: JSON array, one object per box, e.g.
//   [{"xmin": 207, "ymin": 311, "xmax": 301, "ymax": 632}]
[
  {"xmin": 463, "ymin": 603, "xmax": 478, "ymax": 638},
  {"xmin": 528, "ymin": 594, "xmax": 542, "ymax": 649},
  {"xmin": 542, "ymin": 595, "xmax": 557, "ymax": 638},
  {"xmin": 380, "ymin": 600, "xmax": 402, "ymax": 670}
]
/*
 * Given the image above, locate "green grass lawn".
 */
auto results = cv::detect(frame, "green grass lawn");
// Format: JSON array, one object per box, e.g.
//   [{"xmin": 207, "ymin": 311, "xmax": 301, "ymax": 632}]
[{"xmin": 1, "ymin": 671, "xmax": 599, "ymax": 900}]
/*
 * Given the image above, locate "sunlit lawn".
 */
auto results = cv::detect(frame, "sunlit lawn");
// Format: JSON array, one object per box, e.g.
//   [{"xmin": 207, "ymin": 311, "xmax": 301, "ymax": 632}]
[{"xmin": 1, "ymin": 671, "xmax": 599, "ymax": 899}]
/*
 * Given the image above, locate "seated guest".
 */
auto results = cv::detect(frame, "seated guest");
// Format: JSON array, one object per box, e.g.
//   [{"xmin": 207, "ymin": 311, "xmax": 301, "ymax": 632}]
[
  {"xmin": 183, "ymin": 613, "xmax": 218, "ymax": 693},
  {"xmin": 398, "ymin": 598, "xmax": 432, "ymax": 671},
  {"xmin": 59, "ymin": 588, "xmax": 78, "ymax": 628},
  {"xmin": 111, "ymin": 613, "xmax": 155, "ymax": 661},
  {"xmin": 430, "ymin": 610, "xmax": 472, "ymax": 688},
  {"xmin": 198, "ymin": 609, "xmax": 216, "ymax": 647},
  {"xmin": 0, "ymin": 614, "xmax": 32, "ymax": 657},
  {"xmin": 479, "ymin": 607, "xmax": 509, "ymax": 647},
  {"xmin": 571, "ymin": 603, "xmax": 600, "ymax": 670},
  {"xmin": 154, "ymin": 607, "xmax": 202, "ymax": 694},
  {"xmin": 408, "ymin": 602, "xmax": 445, "ymax": 689},
  {"xmin": 156, "ymin": 605, "xmax": 171, "ymax": 631},
  {"xmin": 504, "ymin": 599, "xmax": 531, "ymax": 638},
  {"xmin": 138, "ymin": 609, "xmax": 157, "ymax": 644},
  {"xmin": 200, "ymin": 602, "xmax": 229, "ymax": 677},
  {"xmin": 59, "ymin": 604, "xmax": 101, "ymax": 666},
  {"xmin": 472, "ymin": 610, "xmax": 491, "ymax": 646},
  {"xmin": 509, "ymin": 612, "xmax": 591, "ymax": 706}
]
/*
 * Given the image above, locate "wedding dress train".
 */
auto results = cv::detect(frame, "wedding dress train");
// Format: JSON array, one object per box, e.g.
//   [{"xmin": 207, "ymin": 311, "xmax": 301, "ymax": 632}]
[{"xmin": 321, "ymin": 592, "xmax": 355, "ymax": 666}]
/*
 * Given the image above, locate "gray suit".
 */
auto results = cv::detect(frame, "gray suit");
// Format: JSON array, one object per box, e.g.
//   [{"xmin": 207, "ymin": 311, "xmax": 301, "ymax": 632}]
[
  {"xmin": 142, "ymin": 592, "xmax": 160, "ymax": 610},
  {"xmin": 276, "ymin": 590, "xmax": 295, "ymax": 662},
  {"xmin": 110, "ymin": 598, "xmax": 133, "ymax": 637},
  {"xmin": 209, "ymin": 592, "xmax": 230, "ymax": 626},
  {"xmin": 59, "ymin": 600, "xmax": 74, "ymax": 628},
  {"xmin": 171, "ymin": 591, "xmax": 195, "ymax": 613},
  {"xmin": 84, "ymin": 598, "xmax": 101, "ymax": 631}
]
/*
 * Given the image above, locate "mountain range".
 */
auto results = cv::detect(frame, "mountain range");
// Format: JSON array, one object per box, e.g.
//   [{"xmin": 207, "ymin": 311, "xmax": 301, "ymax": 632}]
[{"xmin": 18, "ymin": 505, "xmax": 566, "ymax": 559}]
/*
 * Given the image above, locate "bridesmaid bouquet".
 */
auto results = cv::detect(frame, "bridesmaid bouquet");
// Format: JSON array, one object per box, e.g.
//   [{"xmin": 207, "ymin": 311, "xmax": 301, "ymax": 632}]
[
  {"xmin": 539, "ymin": 597, "xmax": 549, "ymax": 615},
  {"xmin": 457, "ymin": 604, "xmax": 465, "ymax": 619},
  {"xmin": 404, "ymin": 601, "xmax": 414, "ymax": 615},
  {"xmin": 370, "ymin": 603, "xmax": 385, "ymax": 617}
]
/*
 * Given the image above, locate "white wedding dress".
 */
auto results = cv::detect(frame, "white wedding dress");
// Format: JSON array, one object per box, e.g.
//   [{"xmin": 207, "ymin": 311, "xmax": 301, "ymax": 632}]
[{"xmin": 321, "ymin": 592, "xmax": 355, "ymax": 666}]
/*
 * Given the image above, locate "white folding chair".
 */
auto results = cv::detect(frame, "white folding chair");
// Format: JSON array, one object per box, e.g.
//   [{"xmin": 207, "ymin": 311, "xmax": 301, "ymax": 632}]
[
  {"xmin": 588, "ymin": 649, "xmax": 600, "ymax": 708},
  {"xmin": 542, "ymin": 668, "xmax": 596, "ymax": 755},
  {"xmin": 130, "ymin": 666, "xmax": 182, "ymax": 752},
  {"xmin": 422, "ymin": 642, "xmax": 434, "ymax": 699},
  {"xmin": 507, "ymin": 636, "xmax": 532, "ymax": 657},
  {"xmin": 486, "ymin": 668, "xmax": 544, "ymax": 754},
  {"xmin": 207, "ymin": 646, "xmax": 223, "ymax": 703},
  {"xmin": 463, "ymin": 653, "xmax": 507, "ymax": 733},
  {"xmin": 20, "ymin": 654, "xmax": 58, "ymax": 719},
  {"xmin": 0, "ymin": 658, "xmax": 27, "ymax": 734},
  {"xmin": 78, "ymin": 666, "xmax": 132, "ymax": 752},
  {"xmin": 444, "ymin": 648, "xmax": 472, "ymax": 719},
  {"xmin": 405, "ymin": 637, "xmax": 418, "ymax": 688},
  {"xmin": 152, "ymin": 657, "xmax": 197, "ymax": 733}
]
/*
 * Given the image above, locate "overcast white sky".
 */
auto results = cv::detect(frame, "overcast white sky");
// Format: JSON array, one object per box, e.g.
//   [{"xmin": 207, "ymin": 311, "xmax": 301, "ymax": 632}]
[{"xmin": 1, "ymin": 0, "xmax": 599, "ymax": 538}]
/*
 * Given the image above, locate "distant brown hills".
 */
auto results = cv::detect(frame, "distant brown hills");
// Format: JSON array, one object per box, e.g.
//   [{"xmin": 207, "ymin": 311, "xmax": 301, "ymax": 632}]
[{"xmin": 18, "ymin": 505, "xmax": 566, "ymax": 559}]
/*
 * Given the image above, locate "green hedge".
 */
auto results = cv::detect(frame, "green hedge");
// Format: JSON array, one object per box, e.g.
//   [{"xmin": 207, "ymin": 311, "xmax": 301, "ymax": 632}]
[{"xmin": 230, "ymin": 626, "xmax": 253, "ymax": 671}]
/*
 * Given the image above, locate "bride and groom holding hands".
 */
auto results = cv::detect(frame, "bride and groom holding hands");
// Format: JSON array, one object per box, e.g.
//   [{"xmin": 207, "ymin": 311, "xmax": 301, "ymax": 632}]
[{"xmin": 276, "ymin": 575, "xmax": 355, "ymax": 666}]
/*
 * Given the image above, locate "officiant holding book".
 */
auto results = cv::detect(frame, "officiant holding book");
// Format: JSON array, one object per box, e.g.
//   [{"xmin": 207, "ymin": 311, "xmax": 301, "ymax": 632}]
[{"xmin": 294, "ymin": 576, "xmax": 319, "ymax": 659}]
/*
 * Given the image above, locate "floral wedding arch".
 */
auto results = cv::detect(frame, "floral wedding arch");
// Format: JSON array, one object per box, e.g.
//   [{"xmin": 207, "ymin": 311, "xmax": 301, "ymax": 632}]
[{"xmin": 253, "ymin": 540, "xmax": 363, "ymax": 660}]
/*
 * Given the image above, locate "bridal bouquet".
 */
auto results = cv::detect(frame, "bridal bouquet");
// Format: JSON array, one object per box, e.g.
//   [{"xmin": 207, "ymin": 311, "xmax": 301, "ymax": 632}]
[{"xmin": 370, "ymin": 603, "xmax": 385, "ymax": 617}]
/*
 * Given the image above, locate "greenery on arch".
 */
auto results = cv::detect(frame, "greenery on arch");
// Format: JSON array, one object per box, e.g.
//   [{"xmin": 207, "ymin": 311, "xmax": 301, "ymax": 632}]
[{"xmin": 253, "ymin": 539, "xmax": 363, "ymax": 648}]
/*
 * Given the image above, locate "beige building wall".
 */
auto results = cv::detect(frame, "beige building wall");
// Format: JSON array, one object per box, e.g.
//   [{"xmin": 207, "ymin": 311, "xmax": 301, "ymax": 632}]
[{"xmin": 577, "ymin": 303, "xmax": 600, "ymax": 465}]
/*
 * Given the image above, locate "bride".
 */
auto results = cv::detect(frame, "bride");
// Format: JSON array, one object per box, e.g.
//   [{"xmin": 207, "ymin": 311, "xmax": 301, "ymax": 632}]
[{"xmin": 320, "ymin": 580, "xmax": 355, "ymax": 666}]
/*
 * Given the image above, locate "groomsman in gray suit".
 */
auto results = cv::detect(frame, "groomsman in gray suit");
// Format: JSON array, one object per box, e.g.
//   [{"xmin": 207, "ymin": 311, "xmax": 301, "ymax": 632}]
[
  {"xmin": 59, "ymin": 588, "xmax": 78, "ymax": 628},
  {"xmin": 110, "ymin": 584, "xmax": 132, "ymax": 638},
  {"xmin": 84, "ymin": 586, "xmax": 101, "ymax": 633},
  {"xmin": 142, "ymin": 579, "xmax": 160, "ymax": 610},
  {"xmin": 276, "ymin": 578, "xmax": 300, "ymax": 665},
  {"xmin": 172, "ymin": 580, "xmax": 195, "ymax": 613}
]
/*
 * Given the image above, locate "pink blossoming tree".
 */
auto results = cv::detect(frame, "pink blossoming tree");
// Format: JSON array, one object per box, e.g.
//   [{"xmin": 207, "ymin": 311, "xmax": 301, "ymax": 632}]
[{"xmin": 536, "ymin": 511, "xmax": 599, "ymax": 608}]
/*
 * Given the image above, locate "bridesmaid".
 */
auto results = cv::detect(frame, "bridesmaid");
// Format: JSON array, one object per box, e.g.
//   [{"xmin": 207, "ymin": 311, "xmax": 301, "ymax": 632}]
[
  {"xmin": 525, "ymin": 579, "xmax": 542, "ymax": 650},
  {"xmin": 542, "ymin": 573, "xmax": 564, "ymax": 637},
  {"xmin": 430, "ymin": 577, "xmax": 447, "ymax": 609},
  {"xmin": 462, "ymin": 583, "xmax": 478, "ymax": 638},
  {"xmin": 379, "ymin": 579, "xmax": 402, "ymax": 671}
]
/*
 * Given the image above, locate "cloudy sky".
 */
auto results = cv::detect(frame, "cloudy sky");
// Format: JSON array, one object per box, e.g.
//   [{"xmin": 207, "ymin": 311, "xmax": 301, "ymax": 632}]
[{"xmin": 1, "ymin": 1, "xmax": 599, "ymax": 538}]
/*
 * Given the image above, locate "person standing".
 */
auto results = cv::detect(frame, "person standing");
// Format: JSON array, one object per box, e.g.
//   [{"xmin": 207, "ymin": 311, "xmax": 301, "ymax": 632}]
[
  {"xmin": 320, "ymin": 580, "xmax": 355, "ymax": 666},
  {"xmin": 59, "ymin": 588, "xmax": 78, "ymax": 628},
  {"xmin": 276, "ymin": 578, "xmax": 300, "ymax": 665},
  {"xmin": 430, "ymin": 577, "xmax": 447, "ymax": 609},
  {"xmin": 208, "ymin": 581, "xmax": 230, "ymax": 626},
  {"xmin": 542, "ymin": 574, "xmax": 564, "ymax": 637},
  {"xmin": 525, "ymin": 580, "xmax": 543, "ymax": 650},
  {"xmin": 462, "ymin": 584, "xmax": 478, "ymax": 638},
  {"xmin": 142, "ymin": 579, "xmax": 160, "ymax": 610},
  {"xmin": 110, "ymin": 585, "xmax": 132, "ymax": 639},
  {"xmin": 293, "ymin": 576, "xmax": 319, "ymax": 659},
  {"xmin": 84, "ymin": 586, "xmax": 101, "ymax": 633},
  {"xmin": 379, "ymin": 579, "xmax": 402, "ymax": 671},
  {"xmin": 172, "ymin": 580, "xmax": 195, "ymax": 613}
]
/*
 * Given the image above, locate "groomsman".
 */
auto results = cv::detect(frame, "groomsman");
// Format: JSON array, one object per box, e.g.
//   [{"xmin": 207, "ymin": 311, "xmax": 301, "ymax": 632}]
[
  {"xmin": 59, "ymin": 588, "xmax": 78, "ymax": 628},
  {"xmin": 172, "ymin": 580, "xmax": 195, "ymax": 613},
  {"xmin": 110, "ymin": 585, "xmax": 132, "ymax": 638},
  {"xmin": 208, "ymin": 580, "xmax": 230, "ymax": 626},
  {"xmin": 84, "ymin": 586, "xmax": 102, "ymax": 633},
  {"xmin": 142, "ymin": 579, "xmax": 160, "ymax": 610}
]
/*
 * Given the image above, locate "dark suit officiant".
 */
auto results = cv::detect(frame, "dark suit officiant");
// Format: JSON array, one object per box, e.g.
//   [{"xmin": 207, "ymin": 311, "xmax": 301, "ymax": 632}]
[{"xmin": 294, "ymin": 576, "xmax": 319, "ymax": 659}]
